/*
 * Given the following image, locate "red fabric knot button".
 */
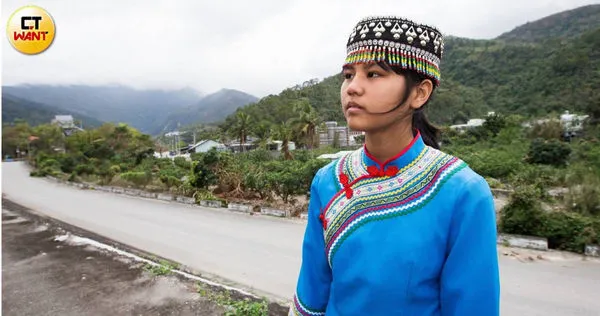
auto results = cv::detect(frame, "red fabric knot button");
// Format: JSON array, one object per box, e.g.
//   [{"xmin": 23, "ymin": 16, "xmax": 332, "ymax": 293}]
[
  {"xmin": 368, "ymin": 165, "xmax": 398, "ymax": 177},
  {"xmin": 339, "ymin": 173, "xmax": 353, "ymax": 199},
  {"xmin": 385, "ymin": 166, "xmax": 399, "ymax": 177},
  {"xmin": 367, "ymin": 166, "xmax": 382, "ymax": 177},
  {"xmin": 339, "ymin": 173, "xmax": 349, "ymax": 185},
  {"xmin": 319, "ymin": 211, "xmax": 328, "ymax": 230},
  {"xmin": 344, "ymin": 188, "xmax": 353, "ymax": 199}
]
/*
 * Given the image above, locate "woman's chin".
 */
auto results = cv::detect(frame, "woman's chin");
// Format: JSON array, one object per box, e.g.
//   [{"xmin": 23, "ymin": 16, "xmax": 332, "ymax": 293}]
[{"xmin": 346, "ymin": 117, "xmax": 370, "ymax": 132}]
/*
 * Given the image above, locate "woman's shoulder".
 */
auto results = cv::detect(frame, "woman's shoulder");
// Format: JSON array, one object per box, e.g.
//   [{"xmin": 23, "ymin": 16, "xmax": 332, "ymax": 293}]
[
  {"xmin": 430, "ymin": 146, "xmax": 492, "ymax": 196},
  {"xmin": 311, "ymin": 149, "xmax": 358, "ymax": 186}
]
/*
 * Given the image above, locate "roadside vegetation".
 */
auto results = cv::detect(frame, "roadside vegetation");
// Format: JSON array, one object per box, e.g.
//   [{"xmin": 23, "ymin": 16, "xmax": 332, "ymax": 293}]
[{"xmin": 3, "ymin": 110, "xmax": 599, "ymax": 254}]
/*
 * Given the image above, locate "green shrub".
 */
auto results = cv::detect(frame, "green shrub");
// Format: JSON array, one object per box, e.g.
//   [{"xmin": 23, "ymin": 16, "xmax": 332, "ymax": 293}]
[
  {"xmin": 485, "ymin": 177, "xmax": 503, "ymax": 189},
  {"xmin": 39, "ymin": 158, "xmax": 61, "ymax": 170},
  {"xmin": 160, "ymin": 175, "xmax": 182, "ymax": 188},
  {"xmin": 508, "ymin": 164, "xmax": 568, "ymax": 197},
  {"xmin": 173, "ymin": 156, "xmax": 191, "ymax": 170},
  {"xmin": 566, "ymin": 165, "xmax": 600, "ymax": 216},
  {"xmin": 462, "ymin": 147, "xmax": 524, "ymax": 180},
  {"xmin": 527, "ymin": 120, "xmax": 563, "ymax": 140},
  {"xmin": 571, "ymin": 140, "xmax": 600, "ymax": 176},
  {"xmin": 120, "ymin": 171, "xmax": 151, "ymax": 188},
  {"xmin": 56, "ymin": 154, "xmax": 78, "ymax": 173},
  {"xmin": 501, "ymin": 185, "xmax": 600, "ymax": 253},
  {"xmin": 500, "ymin": 185, "xmax": 545, "ymax": 236},
  {"xmin": 75, "ymin": 163, "xmax": 96, "ymax": 176},
  {"xmin": 244, "ymin": 170, "xmax": 272, "ymax": 200},
  {"xmin": 538, "ymin": 211, "xmax": 600, "ymax": 253},
  {"xmin": 526, "ymin": 138, "xmax": 571, "ymax": 167},
  {"xmin": 110, "ymin": 165, "xmax": 121, "ymax": 174},
  {"xmin": 264, "ymin": 160, "xmax": 306, "ymax": 203},
  {"xmin": 189, "ymin": 160, "xmax": 217, "ymax": 190},
  {"xmin": 245, "ymin": 148, "xmax": 273, "ymax": 163}
]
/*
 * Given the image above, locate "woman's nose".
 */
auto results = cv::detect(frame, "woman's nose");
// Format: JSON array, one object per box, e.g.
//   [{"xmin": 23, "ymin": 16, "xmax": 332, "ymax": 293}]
[{"xmin": 345, "ymin": 75, "xmax": 365, "ymax": 96}]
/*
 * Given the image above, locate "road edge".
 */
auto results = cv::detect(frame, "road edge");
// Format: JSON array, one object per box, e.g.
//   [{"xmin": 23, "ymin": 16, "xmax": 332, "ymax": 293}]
[{"xmin": 1, "ymin": 197, "xmax": 292, "ymax": 312}]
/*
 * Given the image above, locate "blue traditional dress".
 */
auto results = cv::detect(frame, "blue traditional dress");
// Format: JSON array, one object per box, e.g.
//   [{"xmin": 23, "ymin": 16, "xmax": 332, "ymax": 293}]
[{"xmin": 290, "ymin": 131, "xmax": 500, "ymax": 315}]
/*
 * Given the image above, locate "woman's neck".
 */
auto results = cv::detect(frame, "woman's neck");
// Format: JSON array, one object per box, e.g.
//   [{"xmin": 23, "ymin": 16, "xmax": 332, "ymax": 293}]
[{"xmin": 364, "ymin": 122, "xmax": 414, "ymax": 164}]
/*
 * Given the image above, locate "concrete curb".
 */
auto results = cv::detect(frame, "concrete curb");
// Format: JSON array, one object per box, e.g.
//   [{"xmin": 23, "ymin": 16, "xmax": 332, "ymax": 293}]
[
  {"xmin": 491, "ymin": 188, "xmax": 512, "ymax": 198},
  {"xmin": 227, "ymin": 203, "xmax": 255, "ymax": 214},
  {"xmin": 175, "ymin": 196, "xmax": 195, "ymax": 204},
  {"xmin": 585, "ymin": 245, "xmax": 600, "ymax": 257},
  {"xmin": 260, "ymin": 207, "xmax": 289, "ymax": 218},
  {"xmin": 157, "ymin": 193, "xmax": 174, "ymax": 201},
  {"xmin": 43, "ymin": 176, "xmax": 300, "ymax": 219},
  {"xmin": 199, "ymin": 200, "xmax": 225, "ymax": 208},
  {"xmin": 497, "ymin": 233, "xmax": 548, "ymax": 251}
]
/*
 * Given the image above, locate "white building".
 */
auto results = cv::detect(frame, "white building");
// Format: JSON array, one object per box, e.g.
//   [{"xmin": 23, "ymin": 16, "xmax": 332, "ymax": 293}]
[
  {"xmin": 188, "ymin": 140, "xmax": 227, "ymax": 153},
  {"xmin": 318, "ymin": 121, "xmax": 363, "ymax": 147},
  {"xmin": 267, "ymin": 140, "xmax": 296, "ymax": 152},
  {"xmin": 51, "ymin": 115, "xmax": 84, "ymax": 136},
  {"xmin": 449, "ymin": 112, "xmax": 496, "ymax": 133},
  {"xmin": 560, "ymin": 111, "xmax": 588, "ymax": 136},
  {"xmin": 449, "ymin": 118, "xmax": 486, "ymax": 132},
  {"xmin": 153, "ymin": 151, "xmax": 191, "ymax": 161}
]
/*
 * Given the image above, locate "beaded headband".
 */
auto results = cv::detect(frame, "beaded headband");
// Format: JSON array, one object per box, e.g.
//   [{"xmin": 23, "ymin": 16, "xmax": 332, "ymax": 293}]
[{"xmin": 344, "ymin": 16, "xmax": 445, "ymax": 86}]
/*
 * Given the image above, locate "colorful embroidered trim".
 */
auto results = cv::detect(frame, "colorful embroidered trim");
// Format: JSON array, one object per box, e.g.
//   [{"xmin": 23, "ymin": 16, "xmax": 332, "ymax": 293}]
[
  {"xmin": 344, "ymin": 45, "xmax": 441, "ymax": 85},
  {"xmin": 290, "ymin": 294, "xmax": 326, "ymax": 316},
  {"xmin": 323, "ymin": 147, "xmax": 466, "ymax": 267}
]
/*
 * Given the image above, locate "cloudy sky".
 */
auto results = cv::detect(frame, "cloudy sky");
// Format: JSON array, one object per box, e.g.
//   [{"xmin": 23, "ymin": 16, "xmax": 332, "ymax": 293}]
[{"xmin": 2, "ymin": 0, "xmax": 597, "ymax": 98}]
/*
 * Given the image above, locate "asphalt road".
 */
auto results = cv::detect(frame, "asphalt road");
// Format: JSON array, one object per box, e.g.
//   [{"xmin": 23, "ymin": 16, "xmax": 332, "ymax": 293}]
[{"xmin": 3, "ymin": 161, "xmax": 600, "ymax": 315}]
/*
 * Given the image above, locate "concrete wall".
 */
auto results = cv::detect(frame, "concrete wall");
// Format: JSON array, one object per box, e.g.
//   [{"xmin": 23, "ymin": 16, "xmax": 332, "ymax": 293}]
[
  {"xmin": 227, "ymin": 203, "xmax": 254, "ymax": 213},
  {"xmin": 497, "ymin": 234, "xmax": 548, "ymax": 251},
  {"xmin": 585, "ymin": 245, "xmax": 600, "ymax": 257}
]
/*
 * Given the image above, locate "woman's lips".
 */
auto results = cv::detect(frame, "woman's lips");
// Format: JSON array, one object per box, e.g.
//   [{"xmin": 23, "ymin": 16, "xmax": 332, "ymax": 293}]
[{"xmin": 346, "ymin": 101, "xmax": 365, "ymax": 114}]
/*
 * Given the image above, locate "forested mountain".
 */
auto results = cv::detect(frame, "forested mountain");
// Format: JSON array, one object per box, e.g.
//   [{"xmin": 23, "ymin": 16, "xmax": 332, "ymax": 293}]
[
  {"xmin": 3, "ymin": 85, "xmax": 257, "ymax": 136},
  {"xmin": 497, "ymin": 4, "xmax": 600, "ymax": 42},
  {"xmin": 2, "ymin": 93, "xmax": 104, "ymax": 128},
  {"xmin": 160, "ymin": 89, "xmax": 259, "ymax": 132},
  {"xmin": 3, "ymin": 85, "xmax": 202, "ymax": 135},
  {"xmin": 220, "ymin": 4, "xmax": 600, "ymax": 135}
]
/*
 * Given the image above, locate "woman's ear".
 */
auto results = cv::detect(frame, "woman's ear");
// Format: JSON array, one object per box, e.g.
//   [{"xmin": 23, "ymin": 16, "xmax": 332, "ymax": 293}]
[{"xmin": 410, "ymin": 79, "xmax": 433, "ymax": 110}]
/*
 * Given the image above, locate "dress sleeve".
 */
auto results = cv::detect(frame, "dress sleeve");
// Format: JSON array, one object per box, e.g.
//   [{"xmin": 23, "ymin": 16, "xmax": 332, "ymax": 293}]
[
  {"xmin": 440, "ymin": 175, "xmax": 500, "ymax": 316},
  {"xmin": 289, "ymin": 170, "xmax": 332, "ymax": 316}
]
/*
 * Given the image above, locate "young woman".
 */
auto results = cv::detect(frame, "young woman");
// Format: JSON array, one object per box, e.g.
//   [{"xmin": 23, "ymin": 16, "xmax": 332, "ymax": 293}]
[{"xmin": 290, "ymin": 16, "xmax": 500, "ymax": 315}]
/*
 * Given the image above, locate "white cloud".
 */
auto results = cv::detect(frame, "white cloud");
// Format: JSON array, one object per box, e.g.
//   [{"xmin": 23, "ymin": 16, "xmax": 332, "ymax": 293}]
[{"xmin": 2, "ymin": 0, "xmax": 597, "ymax": 98}]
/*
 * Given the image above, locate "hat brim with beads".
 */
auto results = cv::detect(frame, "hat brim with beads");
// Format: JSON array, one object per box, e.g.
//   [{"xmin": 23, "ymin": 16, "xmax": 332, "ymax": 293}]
[{"xmin": 345, "ymin": 16, "xmax": 444, "ymax": 86}]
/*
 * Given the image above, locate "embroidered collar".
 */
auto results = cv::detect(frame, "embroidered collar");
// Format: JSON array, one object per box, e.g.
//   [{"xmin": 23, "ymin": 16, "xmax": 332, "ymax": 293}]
[
  {"xmin": 319, "ymin": 131, "xmax": 427, "ymax": 230},
  {"xmin": 362, "ymin": 130, "xmax": 425, "ymax": 175}
]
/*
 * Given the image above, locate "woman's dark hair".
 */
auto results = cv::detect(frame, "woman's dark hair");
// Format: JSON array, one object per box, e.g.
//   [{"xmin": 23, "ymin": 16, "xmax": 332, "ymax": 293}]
[{"xmin": 377, "ymin": 61, "xmax": 441, "ymax": 149}]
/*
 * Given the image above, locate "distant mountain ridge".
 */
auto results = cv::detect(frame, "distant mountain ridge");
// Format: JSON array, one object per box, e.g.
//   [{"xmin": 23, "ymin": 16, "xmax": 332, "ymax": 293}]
[
  {"xmin": 497, "ymin": 4, "xmax": 600, "ymax": 41},
  {"xmin": 2, "ymin": 85, "xmax": 258, "ymax": 135},
  {"xmin": 2, "ymin": 93, "xmax": 104, "ymax": 128},
  {"xmin": 160, "ymin": 89, "xmax": 259, "ymax": 132}
]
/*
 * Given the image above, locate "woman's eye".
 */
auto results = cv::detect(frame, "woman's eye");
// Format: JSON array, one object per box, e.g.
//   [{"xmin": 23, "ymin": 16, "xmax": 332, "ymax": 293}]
[
  {"xmin": 343, "ymin": 73, "xmax": 354, "ymax": 79},
  {"xmin": 367, "ymin": 72, "xmax": 380, "ymax": 78}
]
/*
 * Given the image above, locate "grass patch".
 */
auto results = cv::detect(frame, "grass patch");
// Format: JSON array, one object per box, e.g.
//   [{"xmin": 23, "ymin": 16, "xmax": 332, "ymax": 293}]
[
  {"xmin": 143, "ymin": 258, "xmax": 180, "ymax": 276},
  {"xmin": 196, "ymin": 282, "xmax": 269, "ymax": 316}
]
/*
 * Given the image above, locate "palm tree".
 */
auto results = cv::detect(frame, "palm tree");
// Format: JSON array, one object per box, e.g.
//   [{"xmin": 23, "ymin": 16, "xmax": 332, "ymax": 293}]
[
  {"xmin": 274, "ymin": 122, "xmax": 294, "ymax": 160},
  {"xmin": 290, "ymin": 99, "xmax": 321, "ymax": 149},
  {"xmin": 231, "ymin": 112, "xmax": 252, "ymax": 152},
  {"xmin": 252, "ymin": 122, "xmax": 272, "ymax": 150}
]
